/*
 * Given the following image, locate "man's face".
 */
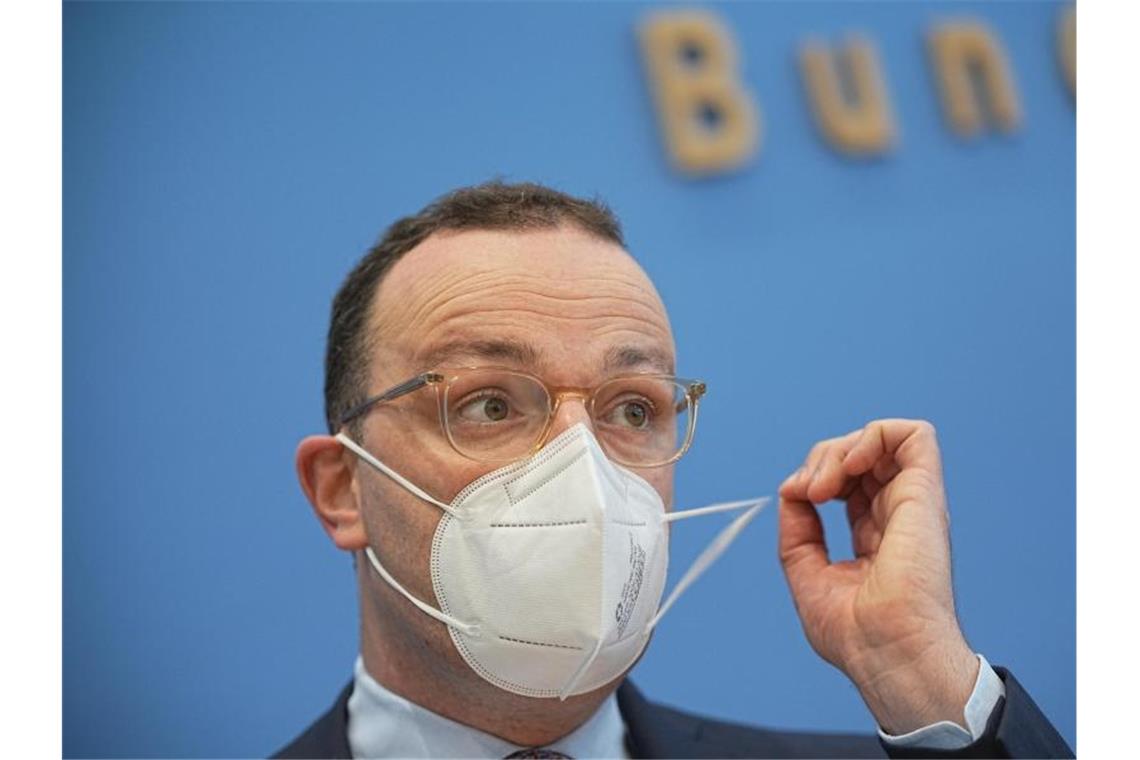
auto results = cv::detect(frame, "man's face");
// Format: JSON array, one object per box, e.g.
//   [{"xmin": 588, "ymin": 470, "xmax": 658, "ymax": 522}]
[{"xmin": 350, "ymin": 224, "xmax": 677, "ymax": 669}]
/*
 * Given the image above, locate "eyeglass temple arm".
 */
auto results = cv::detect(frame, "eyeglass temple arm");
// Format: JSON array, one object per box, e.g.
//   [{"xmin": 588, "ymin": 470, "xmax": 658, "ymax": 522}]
[{"xmin": 338, "ymin": 372, "xmax": 443, "ymax": 426}]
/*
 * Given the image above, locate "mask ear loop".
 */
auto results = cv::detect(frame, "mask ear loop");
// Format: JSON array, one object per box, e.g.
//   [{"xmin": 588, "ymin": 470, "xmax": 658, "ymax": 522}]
[
  {"xmin": 661, "ymin": 497, "xmax": 768, "ymax": 523},
  {"xmin": 337, "ymin": 433, "xmax": 480, "ymax": 637},
  {"xmin": 335, "ymin": 432, "xmax": 463, "ymax": 518},
  {"xmin": 363, "ymin": 547, "xmax": 480, "ymax": 637},
  {"xmin": 560, "ymin": 497, "xmax": 770, "ymax": 698},
  {"xmin": 557, "ymin": 636, "xmax": 605, "ymax": 701},
  {"xmin": 647, "ymin": 497, "xmax": 770, "ymax": 631}
]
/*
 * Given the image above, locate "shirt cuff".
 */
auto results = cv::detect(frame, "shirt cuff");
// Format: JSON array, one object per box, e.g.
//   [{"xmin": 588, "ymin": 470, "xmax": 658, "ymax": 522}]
[{"xmin": 877, "ymin": 653, "xmax": 1006, "ymax": 751}]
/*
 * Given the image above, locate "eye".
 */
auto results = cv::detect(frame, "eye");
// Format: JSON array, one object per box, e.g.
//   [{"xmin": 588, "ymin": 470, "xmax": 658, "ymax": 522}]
[
  {"xmin": 608, "ymin": 398, "xmax": 654, "ymax": 429},
  {"xmin": 456, "ymin": 392, "xmax": 512, "ymax": 423}
]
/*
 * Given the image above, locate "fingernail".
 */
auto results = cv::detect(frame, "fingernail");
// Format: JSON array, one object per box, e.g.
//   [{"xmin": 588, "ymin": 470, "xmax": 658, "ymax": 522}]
[{"xmin": 780, "ymin": 470, "xmax": 800, "ymax": 492}]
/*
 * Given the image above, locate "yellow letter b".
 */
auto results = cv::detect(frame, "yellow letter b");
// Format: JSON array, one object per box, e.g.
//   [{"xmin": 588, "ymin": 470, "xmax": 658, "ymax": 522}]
[{"xmin": 639, "ymin": 10, "xmax": 760, "ymax": 176}]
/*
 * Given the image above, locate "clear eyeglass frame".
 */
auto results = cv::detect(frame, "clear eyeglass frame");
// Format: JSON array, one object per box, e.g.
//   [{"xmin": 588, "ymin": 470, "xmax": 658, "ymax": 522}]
[{"xmin": 337, "ymin": 367, "xmax": 706, "ymax": 468}]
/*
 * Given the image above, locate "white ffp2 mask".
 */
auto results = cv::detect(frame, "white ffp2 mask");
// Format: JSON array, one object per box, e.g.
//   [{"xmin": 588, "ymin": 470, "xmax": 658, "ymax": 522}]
[{"xmin": 337, "ymin": 423, "xmax": 768, "ymax": 700}]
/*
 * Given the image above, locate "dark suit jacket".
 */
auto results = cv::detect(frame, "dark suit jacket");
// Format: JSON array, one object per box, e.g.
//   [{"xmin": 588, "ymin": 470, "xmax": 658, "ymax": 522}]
[{"xmin": 273, "ymin": 666, "xmax": 1072, "ymax": 759}]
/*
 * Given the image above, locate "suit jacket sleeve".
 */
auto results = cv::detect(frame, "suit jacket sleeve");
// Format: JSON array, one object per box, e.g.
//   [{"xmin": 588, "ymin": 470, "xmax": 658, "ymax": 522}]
[{"xmin": 879, "ymin": 667, "xmax": 1073, "ymax": 759}]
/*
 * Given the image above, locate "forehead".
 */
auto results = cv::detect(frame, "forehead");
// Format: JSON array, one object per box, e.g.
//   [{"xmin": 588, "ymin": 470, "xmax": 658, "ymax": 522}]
[{"xmin": 369, "ymin": 226, "xmax": 675, "ymax": 384}]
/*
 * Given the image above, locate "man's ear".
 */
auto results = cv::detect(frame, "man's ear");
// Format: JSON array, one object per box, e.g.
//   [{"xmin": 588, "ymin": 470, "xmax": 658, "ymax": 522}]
[{"xmin": 296, "ymin": 435, "xmax": 369, "ymax": 552}]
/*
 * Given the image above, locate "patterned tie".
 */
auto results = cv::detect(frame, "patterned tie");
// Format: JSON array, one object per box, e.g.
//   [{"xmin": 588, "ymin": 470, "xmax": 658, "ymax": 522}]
[{"xmin": 502, "ymin": 749, "xmax": 573, "ymax": 759}]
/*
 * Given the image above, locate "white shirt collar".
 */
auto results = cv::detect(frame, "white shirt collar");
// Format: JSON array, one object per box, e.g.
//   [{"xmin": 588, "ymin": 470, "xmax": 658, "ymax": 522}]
[{"xmin": 346, "ymin": 656, "xmax": 629, "ymax": 758}]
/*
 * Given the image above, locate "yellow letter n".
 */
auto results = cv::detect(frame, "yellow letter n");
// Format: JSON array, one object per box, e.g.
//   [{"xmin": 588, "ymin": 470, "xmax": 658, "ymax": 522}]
[
  {"xmin": 1057, "ymin": 6, "xmax": 1075, "ymax": 97},
  {"xmin": 928, "ymin": 21, "xmax": 1022, "ymax": 137}
]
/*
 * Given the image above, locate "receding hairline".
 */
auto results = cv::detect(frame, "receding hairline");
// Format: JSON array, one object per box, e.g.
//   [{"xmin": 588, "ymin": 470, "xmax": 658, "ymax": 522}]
[
  {"xmin": 365, "ymin": 221, "xmax": 664, "ymax": 339},
  {"xmin": 360, "ymin": 223, "xmax": 670, "ymax": 373}
]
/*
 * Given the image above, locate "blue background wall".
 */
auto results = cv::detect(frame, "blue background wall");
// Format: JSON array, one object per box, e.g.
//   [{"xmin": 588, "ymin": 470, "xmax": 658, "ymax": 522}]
[{"xmin": 64, "ymin": 2, "xmax": 1075, "ymax": 756}]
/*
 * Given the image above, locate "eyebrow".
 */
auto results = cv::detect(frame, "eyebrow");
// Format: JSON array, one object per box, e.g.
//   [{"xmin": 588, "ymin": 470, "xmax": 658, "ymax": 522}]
[
  {"xmin": 603, "ymin": 345, "xmax": 674, "ymax": 374},
  {"xmin": 416, "ymin": 338, "xmax": 541, "ymax": 370},
  {"xmin": 416, "ymin": 338, "xmax": 675, "ymax": 375}
]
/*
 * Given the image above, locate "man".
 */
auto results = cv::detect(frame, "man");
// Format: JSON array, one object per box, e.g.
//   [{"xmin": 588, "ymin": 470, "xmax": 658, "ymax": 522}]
[{"xmin": 277, "ymin": 182, "xmax": 1072, "ymax": 758}]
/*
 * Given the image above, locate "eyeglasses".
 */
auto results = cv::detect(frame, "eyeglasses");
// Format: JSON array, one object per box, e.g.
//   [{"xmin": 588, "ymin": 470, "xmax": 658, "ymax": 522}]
[{"xmin": 338, "ymin": 367, "xmax": 706, "ymax": 468}]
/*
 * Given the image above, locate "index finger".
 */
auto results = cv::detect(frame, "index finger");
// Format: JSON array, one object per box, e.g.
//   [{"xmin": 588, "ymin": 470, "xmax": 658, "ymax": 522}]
[
  {"xmin": 779, "ymin": 428, "xmax": 862, "ymax": 502},
  {"xmin": 841, "ymin": 419, "xmax": 943, "ymax": 477}
]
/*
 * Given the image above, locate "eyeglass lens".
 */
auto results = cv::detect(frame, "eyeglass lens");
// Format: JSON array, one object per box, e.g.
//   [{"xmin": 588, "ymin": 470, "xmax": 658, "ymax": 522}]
[{"xmin": 441, "ymin": 369, "xmax": 691, "ymax": 466}]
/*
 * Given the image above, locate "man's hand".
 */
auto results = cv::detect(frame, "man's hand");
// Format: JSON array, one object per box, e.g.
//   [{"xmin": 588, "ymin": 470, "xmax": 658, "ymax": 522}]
[{"xmin": 778, "ymin": 419, "xmax": 979, "ymax": 735}]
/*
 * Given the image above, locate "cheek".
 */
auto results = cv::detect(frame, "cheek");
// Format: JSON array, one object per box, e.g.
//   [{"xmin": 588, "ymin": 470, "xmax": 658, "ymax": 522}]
[
  {"xmin": 364, "ymin": 407, "xmax": 491, "ymax": 503},
  {"xmin": 637, "ymin": 467, "xmax": 675, "ymax": 510},
  {"xmin": 358, "ymin": 472, "xmax": 445, "ymax": 602},
  {"xmin": 356, "ymin": 428, "xmax": 499, "ymax": 583},
  {"xmin": 359, "ymin": 472, "xmax": 438, "ymax": 552}
]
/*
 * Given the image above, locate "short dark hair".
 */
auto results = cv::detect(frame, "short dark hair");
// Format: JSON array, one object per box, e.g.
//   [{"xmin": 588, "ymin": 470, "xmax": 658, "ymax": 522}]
[{"xmin": 324, "ymin": 180, "xmax": 626, "ymax": 435}]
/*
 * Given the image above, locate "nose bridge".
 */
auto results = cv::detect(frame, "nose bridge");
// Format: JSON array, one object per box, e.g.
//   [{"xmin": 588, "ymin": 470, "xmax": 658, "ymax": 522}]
[{"xmin": 546, "ymin": 389, "xmax": 595, "ymax": 440}]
